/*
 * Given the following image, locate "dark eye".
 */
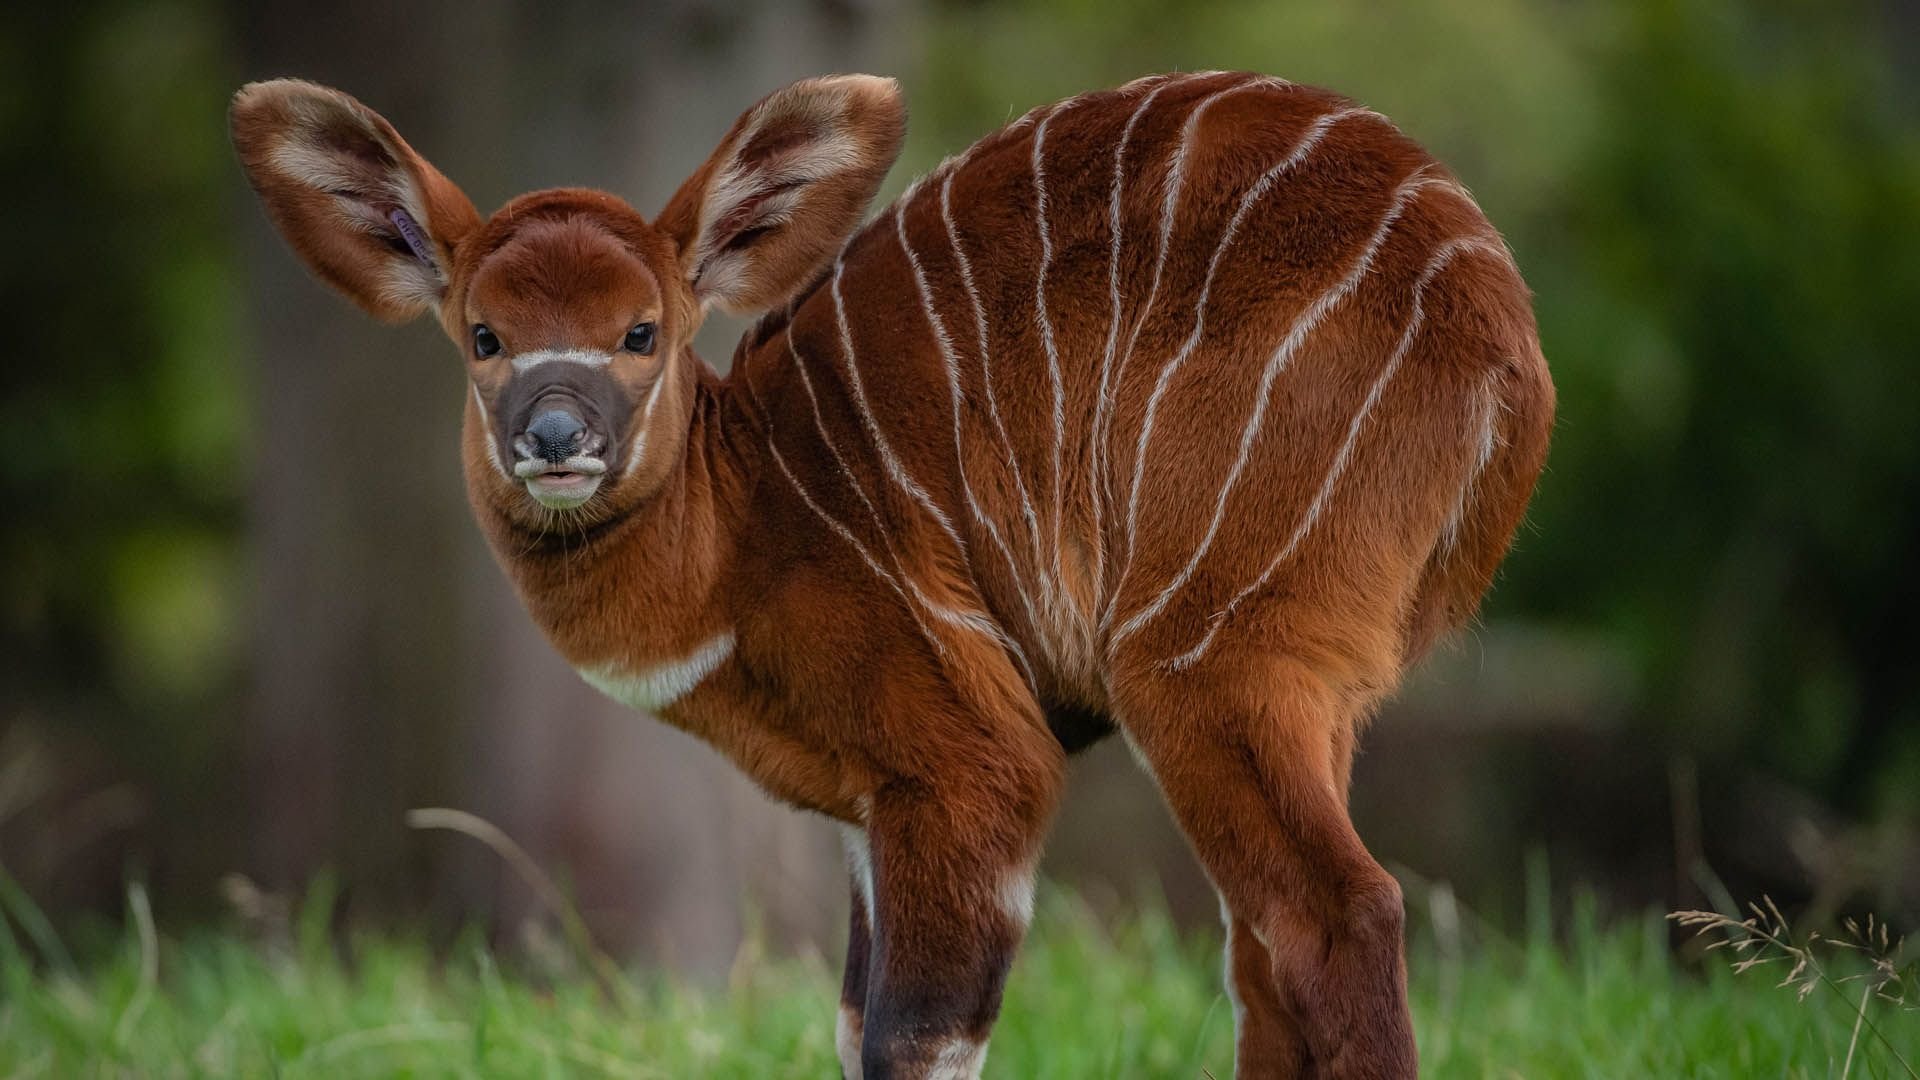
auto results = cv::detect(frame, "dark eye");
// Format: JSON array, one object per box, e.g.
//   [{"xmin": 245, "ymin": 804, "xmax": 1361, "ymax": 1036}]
[
  {"xmin": 623, "ymin": 322, "xmax": 657, "ymax": 355},
  {"xmin": 472, "ymin": 324, "xmax": 502, "ymax": 358}
]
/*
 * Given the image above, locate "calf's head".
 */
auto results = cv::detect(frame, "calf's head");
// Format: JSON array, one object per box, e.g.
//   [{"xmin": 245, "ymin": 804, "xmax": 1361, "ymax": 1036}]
[{"xmin": 230, "ymin": 75, "xmax": 904, "ymax": 528}]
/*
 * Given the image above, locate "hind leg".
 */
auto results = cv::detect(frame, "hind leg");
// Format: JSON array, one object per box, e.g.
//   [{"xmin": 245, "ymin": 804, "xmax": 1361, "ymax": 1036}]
[
  {"xmin": 1116, "ymin": 654, "xmax": 1414, "ymax": 1078},
  {"xmin": 1218, "ymin": 720, "xmax": 1366, "ymax": 1078},
  {"xmin": 1223, "ymin": 900, "xmax": 1314, "ymax": 1077}
]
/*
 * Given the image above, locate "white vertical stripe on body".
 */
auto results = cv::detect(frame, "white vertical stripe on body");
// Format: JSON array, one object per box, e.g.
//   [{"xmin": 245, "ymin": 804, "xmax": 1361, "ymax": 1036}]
[
  {"xmin": 1089, "ymin": 75, "xmax": 1184, "ymax": 594},
  {"xmin": 767, "ymin": 438, "xmax": 954, "ymax": 664},
  {"xmin": 1105, "ymin": 108, "xmax": 1384, "ymax": 643},
  {"xmin": 895, "ymin": 202, "xmax": 1047, "ymax": 676},
  {"xmin": 787, "ymin": 325, "xmax": 1032, "ymax": 683},
  {"xmin": 1442, "ymin": 366, "xmax": 1507, "ymax": 553},
  {"xmin": 1097, "ymin": 74, "xmax": 1272, "ymax": 628},
  {"xmin": 1030, "ymin": 105, "xmax": 1072, "ymax": 611},
  {"xmin": 1111, "ymin": 74, "xmax": 1269, "ymax": 406},
  {"xmin": 1164, "ymin": 235, "xmax": 1508, "ymax": 670},
  {"xmin": 939, "ymin": 170, "xmax": 1053, "ymax": 606},
  {"xmin": 829, "ymin": 259, "xmax": 969, "ymax": 557}
]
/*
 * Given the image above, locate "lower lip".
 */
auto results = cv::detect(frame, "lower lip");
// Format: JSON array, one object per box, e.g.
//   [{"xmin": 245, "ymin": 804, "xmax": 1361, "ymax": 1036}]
[{"xmin": 525, "ymin": 472, "xmax": 602, "ymax": 508}]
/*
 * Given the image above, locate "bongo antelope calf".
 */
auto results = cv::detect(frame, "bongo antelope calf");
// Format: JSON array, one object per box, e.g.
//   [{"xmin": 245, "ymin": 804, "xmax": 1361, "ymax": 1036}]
[{"xmin": 232, "ymin": 69, "xmax": 1552, "ymax": 1079}]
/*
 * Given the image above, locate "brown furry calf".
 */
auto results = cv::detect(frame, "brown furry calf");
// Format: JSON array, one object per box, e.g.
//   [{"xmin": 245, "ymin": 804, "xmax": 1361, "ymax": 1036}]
[{"xmin": 232, "ymin": 69, "xmax": 1552, "ymax": 1079}]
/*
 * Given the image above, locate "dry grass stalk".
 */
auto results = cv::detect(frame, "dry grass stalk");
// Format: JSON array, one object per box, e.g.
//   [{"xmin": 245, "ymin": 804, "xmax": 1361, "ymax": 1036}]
[{"xmin": 1671, "ymin": 897, "xmax": 1917, "ymax": 1079}]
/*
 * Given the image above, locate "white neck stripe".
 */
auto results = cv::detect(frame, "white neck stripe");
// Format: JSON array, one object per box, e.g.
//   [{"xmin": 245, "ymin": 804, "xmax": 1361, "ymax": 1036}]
[{"xmin": 575, "ymin": 632, "xmax": 736, "ymax": 713}]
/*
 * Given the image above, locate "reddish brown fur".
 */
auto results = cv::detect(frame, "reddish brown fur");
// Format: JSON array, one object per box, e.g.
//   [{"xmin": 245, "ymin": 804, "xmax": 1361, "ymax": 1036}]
[{"xmin": 233, "ymin": 70, "xmax": 1553, "ymax": 1079}]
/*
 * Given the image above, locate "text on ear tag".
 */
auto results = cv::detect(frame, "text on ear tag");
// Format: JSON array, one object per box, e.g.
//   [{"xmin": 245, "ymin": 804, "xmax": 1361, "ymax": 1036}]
[{"xmin": 389, "ymin": 209, "xmax": 436, "ymax": 268}]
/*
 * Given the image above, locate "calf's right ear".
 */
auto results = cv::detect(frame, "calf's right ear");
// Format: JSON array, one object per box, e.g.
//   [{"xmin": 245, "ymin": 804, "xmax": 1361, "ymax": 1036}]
[{"xmin": 230, "ymin": 79, "xmax": 481, "ymax": 323}]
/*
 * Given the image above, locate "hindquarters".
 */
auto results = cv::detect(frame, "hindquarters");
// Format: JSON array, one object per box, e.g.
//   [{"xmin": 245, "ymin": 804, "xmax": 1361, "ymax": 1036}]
[{"xmin": 1102, "ymin": 204, "xmax": 1550, "ymax": 699}]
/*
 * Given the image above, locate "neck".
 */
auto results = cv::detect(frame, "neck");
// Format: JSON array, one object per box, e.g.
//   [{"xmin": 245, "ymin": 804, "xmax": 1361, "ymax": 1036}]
[{"xmin": 475, "ymin": 363, "xmax": 757, "ymax": 678}]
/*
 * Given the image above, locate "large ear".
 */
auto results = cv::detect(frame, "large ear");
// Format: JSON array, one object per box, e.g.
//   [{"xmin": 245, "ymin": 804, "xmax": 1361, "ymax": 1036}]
[
  {"xmin": 657, "ymin": 75, "xmax": 905, "ymax": 316},
  {"xmin": 230, "ymin": 79, "xmax": 481, "ymax": 323}
]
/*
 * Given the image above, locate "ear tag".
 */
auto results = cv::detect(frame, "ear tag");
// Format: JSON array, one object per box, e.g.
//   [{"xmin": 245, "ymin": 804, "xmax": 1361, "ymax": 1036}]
[{"xmin": 388, "ymin": 209, "xmax": 437, "ymax": 268}]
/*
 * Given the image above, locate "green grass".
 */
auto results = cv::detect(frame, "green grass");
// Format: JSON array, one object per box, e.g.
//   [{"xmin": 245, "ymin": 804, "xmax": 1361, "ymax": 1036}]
[{"xmin": 0, "ymin": 885, "xmax": 1914, "ymax": 1078}]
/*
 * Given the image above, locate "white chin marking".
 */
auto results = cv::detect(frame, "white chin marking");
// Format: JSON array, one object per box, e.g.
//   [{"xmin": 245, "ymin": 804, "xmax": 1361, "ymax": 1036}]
[{"xmin": 525, "ymin": 475, "xmax": 602, "ymax": 510}]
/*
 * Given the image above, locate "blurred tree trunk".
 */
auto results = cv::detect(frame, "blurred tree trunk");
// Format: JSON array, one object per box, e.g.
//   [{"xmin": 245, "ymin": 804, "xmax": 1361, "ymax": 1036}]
[
  {"xmin": 238, "ymin": 0, "xmax": 906, "ymax": 972},
  {"xmin": 237, "ymin": 0, "xmax": 518, "ymax": 913}
]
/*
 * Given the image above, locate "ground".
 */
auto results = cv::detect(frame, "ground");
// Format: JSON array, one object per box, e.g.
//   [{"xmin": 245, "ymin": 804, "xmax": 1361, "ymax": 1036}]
[{"xmin": 1, "ymin": 882, "xmax": 1914, "ymax": 1078}]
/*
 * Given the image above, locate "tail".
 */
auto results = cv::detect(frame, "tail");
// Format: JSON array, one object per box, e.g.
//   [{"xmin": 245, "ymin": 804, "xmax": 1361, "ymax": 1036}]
[{"xmin": 1403, "ymin": 336, "xmax": 1555, "ymax": 663}]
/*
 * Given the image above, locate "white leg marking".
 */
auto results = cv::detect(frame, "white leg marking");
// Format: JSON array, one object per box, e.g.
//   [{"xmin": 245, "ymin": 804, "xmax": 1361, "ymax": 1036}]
[
  {"xmin": 841, "ymin": 825, "xmax": 876, "ymax": 927},
  {"xmin": 1030, "ymin": 106, "xmax": 1072, "ymax": 608},
  {"xmin": 940, "ymin": 171, "xmax": 1052, "ymax": 603},
  {"xmin": 999, "ymin": 865, "xmax": 1037, "ymax": 929},
  {"xmin": 830, "ymin": 260, "xmax": 969, "ymax": 557},
  {"xmin": 471, "ymin": 383, "xmax": 510, "ymax": 479},
  {"xmin": 895, "ymin": 202, "xmax": 1045, "ymax": 683},
  {"xmin": 840, "ymin": 820, "xmax": 875, "ymax": 1080},
  {"xmin": 925, "ymin": 1037, "xmax": 988, "ymax": 1080},
  {"xmin": 509, "ymin": 347, "xmax": 612, "ymax": 373},
  {"xmin": 837, "ymin": 1005, "xmax": 864, "ymax": 1080},
  {"xmin": 574, "ymin": 632, "xmax": 735, "ymax": 713},
  {"xmin": 1220, "ymin": 896, "xmax": 1249, "ymax": 1034},
  {"xmin": 1107, "ymin": 110, "xmax": 1390, "ymax": 644},
  {"xmin": 1165, "ymin": 236, "xmax": 1510, "ymax": 670}
]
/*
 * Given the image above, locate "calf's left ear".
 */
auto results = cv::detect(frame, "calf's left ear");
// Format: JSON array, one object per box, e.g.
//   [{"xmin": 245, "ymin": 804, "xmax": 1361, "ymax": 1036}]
[{"xmin": 656, "ymin": 74, "xmax": 906, "ymax": 317}]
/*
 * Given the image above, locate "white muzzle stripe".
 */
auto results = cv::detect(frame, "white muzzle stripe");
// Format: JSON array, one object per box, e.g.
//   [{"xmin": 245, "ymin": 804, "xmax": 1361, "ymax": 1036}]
[{"xmin": 511, "ymin": 348, "xmax": 612, "ymax": 373}]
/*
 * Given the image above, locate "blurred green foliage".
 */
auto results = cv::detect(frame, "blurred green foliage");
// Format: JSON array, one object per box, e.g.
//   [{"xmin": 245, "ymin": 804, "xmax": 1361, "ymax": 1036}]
[
  {"xmin": 1, "ymin": 2, "xmax": 242, "ymax": 751},
  {"xmin": 910, "ymin": 0, "xmax": 1920, "ymax": 819}
]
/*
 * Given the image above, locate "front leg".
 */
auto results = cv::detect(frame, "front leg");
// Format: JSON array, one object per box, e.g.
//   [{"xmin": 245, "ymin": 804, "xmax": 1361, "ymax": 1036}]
[
  {"xmin": 853, "ymin": 763, "xmax": 1060, "ymax": 1079},
  {"xmin": 839, "ymin": 835, "xmax": 875, "ymax": 1080}
]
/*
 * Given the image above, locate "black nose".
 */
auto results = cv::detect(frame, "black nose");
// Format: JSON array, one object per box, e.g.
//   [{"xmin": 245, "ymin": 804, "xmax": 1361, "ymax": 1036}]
[{"xmin": 525, "ymin": 409, "xmax": 586, "ymax": 463}]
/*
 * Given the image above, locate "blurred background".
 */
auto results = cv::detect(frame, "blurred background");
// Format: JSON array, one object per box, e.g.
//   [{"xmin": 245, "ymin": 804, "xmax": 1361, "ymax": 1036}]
[{"xmin": 3, "ymin": 0, "xmax": 1917, "ymax": 976}]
